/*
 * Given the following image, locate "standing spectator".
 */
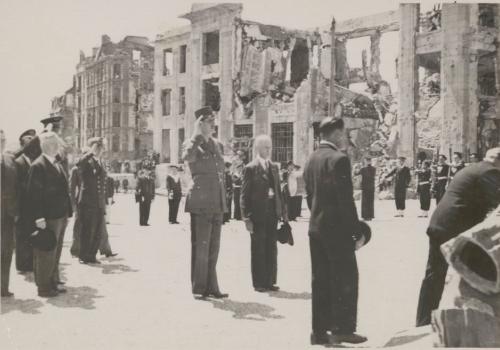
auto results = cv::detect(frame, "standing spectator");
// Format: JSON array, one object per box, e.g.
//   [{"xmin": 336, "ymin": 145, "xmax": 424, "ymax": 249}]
[
  {"xmin": 416, "ymin": 160, "xmax": 432, "ymax": 218},
  {"xmin": 286, "ymin": 161, "xmax": 303, "ymax": 221},
  {"xmin": 26, "ymin": 132, "xmax": 72, "ymax": 297},
  {"xmin": 69, "ymin": 164, "xmax": 81, "ymax": 257},
  {"xmin": 303, "ymin": 117, "xmax": 367, "ymax": 345},
  {"xmin": 1, "ymin": 143, "xmax": 19, "ymax": 297},
  {"xmin": 223, "ymin": 162, "xmax": 233, "ymax": 224},
  {"xmin": 105, "ymin": 173, "xmax": 115, "ymax": 223},
  {"xmin": 469, "ymin": 152, "xmax": 479, "ymax": 164},
  {"xmin": 136, "ymin": 170, "xmax": 155, "ymax": 226},
  {"xmin": 183, "ymin": 106, "xmax": 228, "ymax": 299},
  {"xmin": 76, "ymin": 138, "xmax": 107, "ymax": 264},
  {"xmin": 432, "ymin": 155, "xmax": 449, "ymax": 205},
  {"xmin": 122, "ymin": 178, "xmax": 129, "ymax": 193},
  {"xmin": 14, "ymin": 129, "xmax": 41, "ymax": 273},
  {"xmin": 231, "ymin": 150, "xmax": 245, "ymax": 220},
  {"xmin": 354, "ymin": 157, "xmax": 376, "ymax": 221},
  {"xmin": 448, "ymin": 151, "xmax": 465, "ymax": 183},
  {"xmin": 241, "ymin": 135, "xmax": 288, "ymax": 292},
  {"xmin": 416, "ymin": 147, "xmax": 500, "ymax": 326},
  {"xmin": 166, "ymin": 165, "xmax": 182, "ymax": 224},
  {"xmin": 114, "ymin": 178, "xmax": 120, "ymax": 193},
  {"xmin": 385, "ymin": 157, "xmax": 411, "ymax": 217}
]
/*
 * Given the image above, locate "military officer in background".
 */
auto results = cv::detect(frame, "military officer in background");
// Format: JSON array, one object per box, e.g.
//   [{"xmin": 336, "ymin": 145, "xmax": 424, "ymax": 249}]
[
  {"xmin": 433, "ymin": 155, "xmax": 449, "ymax": 204},
  {"xmin": 136, "ymin": 169, "xmax": 155, "ymax": 226},
  {"xmin": 448, "ymin": 151, "xmax": 465, "ymax": 183},
  {"xmin": 183, "ymin": 106, "xmax": 228, "ymax": 299},
  {"xmin": 416, "ymin": 160, "xmax": 432, "ymax": 218},
  {"xmin": 76, "ymin": 137, "xmax": 107, "ymax": 264},
  {"xmin": 354, "ymin": 157, "xmax": 376, "ymax": 221},
  {"xmin": 14, "ymin": 129, "xmax": 41, "ymax": 273},
  {"xmin": 385, "ymin": 156, "xmax": 411, "ymax": 217}
]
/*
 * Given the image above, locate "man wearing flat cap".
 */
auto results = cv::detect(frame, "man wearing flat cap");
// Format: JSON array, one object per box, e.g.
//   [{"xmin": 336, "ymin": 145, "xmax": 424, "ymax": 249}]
[
  {"xmin": 14, "ymin": 129, "xmax": 41, "ymax": 273},
  {"xmin": 183, "ymin": 106, "xmax": 228, "ymax": 299},
  {"xmin": 303, "ymin": 116, "xmax": 367, "ymax": 346},
  {"xmin": 75, "ymin": 137, "xmax": 107, "ymax": 264}
]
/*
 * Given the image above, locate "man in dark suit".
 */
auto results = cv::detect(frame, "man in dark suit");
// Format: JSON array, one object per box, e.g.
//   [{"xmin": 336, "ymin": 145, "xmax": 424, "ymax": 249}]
[
  {"xmin": 354, "ymin": 157, "xmax": 376, "ymax": 221},
  {"xmin": 241, "ymin": 135, "xmax": 288, "ymax": 293},
  {"xmin": 231, "ymin": 151, "xmax": 245, "ymax": 220},
  {"xmin": 76, "ymin": 138, "xmax": 107, "ymax": 264},
  {"xmin": 166, "ymin": 165, "xmax": 182, "ymax": 224},
  {"xmin": 183, "ymin": 106, "xmax": 228, "ymax": 299},
  {"xmin": 385, "ymin": 156, "xmax": 411, "ymax": 217},
  {"xmin": 69, "ymin": 163, "xmax": 82, "ymax": 257},
  {"xmin": 416, "ymin": 147, "xmax": 500, "ymax": 326},
  {"xmin": 303, "ymin": 117, "xmax": 367, "ymax": 346},
  {"xmin": 1, "ymin": 141, "xmax": 19, "ymax": 297},
  {"xmin": 432, "ymin": 155, "xmax": 449, "ymax": 204},
  {"xmin": 26, "ymin": 131, "xmax": 72, "ymax": 297},
  {"xmin": 14, "ymin": 129, "xmax": 41, "ymax": 273},
  {"xmin": 136, "ymin": 170, "xmax": 155, "ymax": 226}
]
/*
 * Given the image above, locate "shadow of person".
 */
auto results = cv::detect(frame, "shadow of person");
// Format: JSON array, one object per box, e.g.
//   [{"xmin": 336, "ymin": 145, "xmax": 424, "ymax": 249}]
[
  {"xmin": 1, "ymin": 297, "xmax": 44, "ymax": 315},
  {"xmin": 207, "ymin": 299, "xmax": 284, "ymax": 321},
  {"xmin": 86, "ymin": 262, "xmax": 139, "ymax": 275},
  {"xmin": 383, "ymin": 333, "xmax": 430, "ymax": 347},
  {"xmin": 267, "ymin": 290, "xmax": 311, "ymax": 300},
  {"xmin": 46, "ymin": 286, "xmax": 102, "ymax": 310}
]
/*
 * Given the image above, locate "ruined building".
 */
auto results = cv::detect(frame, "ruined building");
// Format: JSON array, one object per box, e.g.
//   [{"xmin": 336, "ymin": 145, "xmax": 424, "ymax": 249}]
[
  {"xmin": 153, "ymin": 3, "xmax": 500, "ymax": 166},
  {"xmin": 75, "ymin": 35, "xmax": 155, "ymax": 171}
]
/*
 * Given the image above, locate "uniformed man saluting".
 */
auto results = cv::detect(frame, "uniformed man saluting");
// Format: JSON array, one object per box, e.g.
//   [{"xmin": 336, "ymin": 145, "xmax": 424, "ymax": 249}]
[{"xmin": 183, "ymin": 106, "xmax": 228, "ymax": 299}]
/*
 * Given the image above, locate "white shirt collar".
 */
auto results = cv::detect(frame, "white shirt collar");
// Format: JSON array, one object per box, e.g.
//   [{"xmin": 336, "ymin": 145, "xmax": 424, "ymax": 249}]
[
  {"xmin": 22, "ymin": 153, "xmax": 31, "ymax": 165},
  {"xmin": 44, "ymin": 154, "xmax": 56, "ymax": 164},
  {"xmin": 320, "ymin": 140, "xmax": 338, "ymax": 150},
  {"xmin": 256, "ymin": 155, "xmax": 270, "ymax": 169}
]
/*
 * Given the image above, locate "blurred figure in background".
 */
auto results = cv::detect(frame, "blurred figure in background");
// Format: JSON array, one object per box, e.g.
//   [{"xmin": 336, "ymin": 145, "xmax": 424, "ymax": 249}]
[
  {"xmin": 136, "ymin": 169, "xmax": 155, "ymax": 226},
  {"xmin": 354, "ymin": 157, "xmax": 376, "ymax": 221},
  {"xmin": 223, "ymin": 162, "xmax": 233, "ymax": 224},
  {"xmin": 166, "ymin": 165, "xmax": 182, "ymax": 224},
  {"xmin": 416, "ymin": 160, "xmax": 432, "ymax": 218}
]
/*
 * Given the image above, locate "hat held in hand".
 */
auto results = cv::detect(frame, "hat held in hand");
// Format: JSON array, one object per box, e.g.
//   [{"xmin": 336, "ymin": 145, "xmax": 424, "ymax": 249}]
[
  {"xmin": 277, "ymin": 222, "xmax": 294, "ymax": 246},
  {"xmin": 355, "ymin": 221, "xmax": 372, "ymax": 247},
  {"xmin": 29, "ymin": 227, "xmax": 57, "ymax": 251}
]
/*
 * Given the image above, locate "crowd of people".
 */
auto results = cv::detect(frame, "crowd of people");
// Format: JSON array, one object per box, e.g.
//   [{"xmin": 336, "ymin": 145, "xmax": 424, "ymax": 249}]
[{"xmin": 2, "ymin": 107, "xmax": 500, "ymax": 347}]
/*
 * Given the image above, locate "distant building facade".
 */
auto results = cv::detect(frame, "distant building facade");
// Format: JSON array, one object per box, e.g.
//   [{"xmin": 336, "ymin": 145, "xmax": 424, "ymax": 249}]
[{"xmin": 75, "ymin": 35, "xmax": 155, "ymax": 172}]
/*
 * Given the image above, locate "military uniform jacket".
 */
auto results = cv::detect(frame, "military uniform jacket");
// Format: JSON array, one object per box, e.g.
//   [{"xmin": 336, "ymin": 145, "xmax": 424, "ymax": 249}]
[
  {"xmin": 166, "ymin": 175, "xmax": 182, "ymax": 199},
  {"xmin": 1, "ymin": 152, "xmax": 19, "ymax": 218},
  {"xmin": 433, "ymin": 164, "xmax": 449, "ymax": 190},
  {"xmin": 76, "ymin": 153, "xmax": 107, "ymax": 209},
  {"xmin": 182, "ymin": 135, "xmax": 227, "ymax": 214},
  {"xmin": 303, "ymin": 143, "xmax": 361, "ymax": 249},
  {"xmin": 416, "ymin": 168, "xmax": 431, "ymax": 191},
  {"xmin": 359, "ymin": 165, "xmax": 376, "ymax": 190},
  {"xmin": 136, "ymin": 176, "xmax": 155, "ymax": 201},
  {"xmin": 386, "ymin": 166, "xmax": 411, "ymax": 190},
  {"xmin": 14, "ymin": 155, "xmax": 31, "ymax": 222}
]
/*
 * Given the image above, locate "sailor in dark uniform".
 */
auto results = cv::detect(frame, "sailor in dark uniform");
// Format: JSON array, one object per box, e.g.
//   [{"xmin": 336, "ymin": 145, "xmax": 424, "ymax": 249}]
[
  {"xmin": 448, "ymin": 151, "xmax": 465, "ymax": 184},
  {"xmin": 416, "ymin": 160, "xmax": 432, "ymax": 218},
  {"xmin": 432, "ymin": 155, "xmax": 449, "ymax": 205},
  {"xmin": 385, "ymin": 156, "xmax": 411, "ymax": 217},
  {"xmin": 354, "ymin": 157, "xmax": 376, "ymax": 221}
]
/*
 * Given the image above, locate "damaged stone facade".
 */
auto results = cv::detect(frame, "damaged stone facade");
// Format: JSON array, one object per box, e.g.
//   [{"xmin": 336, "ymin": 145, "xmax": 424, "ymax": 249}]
[
  {"xmin": 153, "ymin": 3, "xmax": 500, "ymax": 166},
  {"xmin": 75, "ymin": 35, "xmax": 155, "ymax": 171}
]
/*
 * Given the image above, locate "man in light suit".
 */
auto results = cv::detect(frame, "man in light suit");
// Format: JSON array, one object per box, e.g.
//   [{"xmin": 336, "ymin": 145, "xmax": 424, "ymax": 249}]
[
  {"xmin": 183, "ymin": 106, "xmax": 228, "ymax": 299},
  {"xmin": 303, "ymin": 117, "xmax": 367, "ymax": 346},
  {"xmin": 26, "ymin": 132, "xmax": 72, "ymax": 297},
  {"xmin": 241, "ymin": 135, "xmax": 288, "ymax": 292}
]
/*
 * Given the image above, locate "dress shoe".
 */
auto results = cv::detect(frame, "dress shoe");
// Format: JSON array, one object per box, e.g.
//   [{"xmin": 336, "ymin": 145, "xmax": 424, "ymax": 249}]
[
  {"xmin": 268, "ymin": 285, "xmax": 280, "ymax": 292},
  {"xmin": 55, "ymin": 287, "xmax": 67, "ymax": 294},
  {"xmin": 254, "ymin": 287, "xmax": 267, "ymax": 293},
  {"xmin": 57, "ymin": 281, "xmax": 66, "ymax": 285},
  {"xmin": 1, "ymin": 291, "xmax": 14, "ymax": 297},
  {"xmin": 331, "ymin": 333, "xmax": 367, "ymax": 344},
  {"xmin": 173, "ymin": 221, "xmax": 180, "ymax": 224},
  {"xmin": 38, "ymin": 290, "xmax": 58, "ymax": 298},
  {"xmin": 209, "ymin": 292, "xmax": 229, "ymax": 299},
  {"xmin": 105, "ymin": 253, "xmax": 118, "ymax": 258},
  {"xmin": 89, "ymin": 259, "xmax": 101, "ymax": 264},
  {"xmin": 310, "ymin": 333, "xmax": 330, "ymax": 345}
]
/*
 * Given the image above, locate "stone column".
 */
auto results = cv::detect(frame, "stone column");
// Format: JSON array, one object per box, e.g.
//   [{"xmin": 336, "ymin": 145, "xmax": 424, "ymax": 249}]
[
  {"xmin": 440, "ymin": 4, "xmax": 479, "ymax": 156},
  {"xmin": 219, "ymin": 24, "xmax": 235, "ymax": 150},
  {"xmin": 397, "ymin": 3, "xmax": 419, "ymax": 164}
]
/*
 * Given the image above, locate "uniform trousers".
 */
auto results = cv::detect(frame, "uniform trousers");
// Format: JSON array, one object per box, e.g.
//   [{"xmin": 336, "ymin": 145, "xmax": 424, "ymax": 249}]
[
  {"xmin": 190, "ymin": 213, "xmax": 222, "ymax": 295},
  {"xmin": 434, "ymin": 183, "xmax": 447, "ymax": 205},
  {"xmin": 233, "ymin": 187, "xmax": 242, "ymax": 220},
  {"xmin": 395, "ymin": 187, "xmax": 407, "ymax": 210},
  {"xmin": 419, "ymin": 185, "xmax": 431, "ymax": 211},
  {"xmin": 250, "ymin": 202, "xmax": 278, "ymax": 289},
  {"xmin": 168, "ymin": 197, "xmax": 181, "ymax": 223},
  {"xmin": 416, "ymin": 237, "xmax": 448, "ymax": 326},
  {"xmin": 139, "ymin": 200, "xmax": 151, "ymax": 225},
  {"xmin": 79, "ymin": 205, "xmax": 104, "ymax": 262},
  {"xmin": 15, "ymin": 219, "xmax": 33, "ymax": 272},
  {"xmin": 34, "ymin": 217, "xmax": 68, "ymax": 293},
  {"xmin": 361, "ymin": 188, "xmax": 375, "ymax": 220},
  {"xmin": 1, "ymin": 212, "xmax": 15, "ymax": 294},
  {"xmin": 310, "ymin": 235, "xmax": 358, "ymax": 336},
  {"xmin": 71, "ymin": 208, "xmax": 112, "ymax": 256}
]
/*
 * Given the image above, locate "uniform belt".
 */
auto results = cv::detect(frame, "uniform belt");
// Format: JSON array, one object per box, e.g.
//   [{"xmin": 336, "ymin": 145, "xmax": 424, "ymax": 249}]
[
  {"xmin": 437, "ymin": 177, "xmax": 448, "ymax": 180},
  {"xmin": 418, "ymin": 181, "xmax": 430, "ymax": 185}
]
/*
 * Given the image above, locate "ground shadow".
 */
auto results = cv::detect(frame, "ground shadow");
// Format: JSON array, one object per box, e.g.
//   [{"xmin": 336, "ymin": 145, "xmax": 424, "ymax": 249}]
[
  {"xmin": 46, "ymin": 286, "xmax": 102, "ymax": 310},
  {"xmin": 1, "ymin": 297, "xmax": 44, "ymax": 315},
  {"xmin": 383, "ymin": 333, "xmax": 430, "ymax": 347},
  {"xmin": 267, "ymin": 290, "xmax": 311, "ymax": 300},
  {"xmin": 87, "ymin": 261, "xmax": 139, "ymax": 275},
  {"xmin": 207, "ymin": 299, "xmax": 284, "ymax": 321}
]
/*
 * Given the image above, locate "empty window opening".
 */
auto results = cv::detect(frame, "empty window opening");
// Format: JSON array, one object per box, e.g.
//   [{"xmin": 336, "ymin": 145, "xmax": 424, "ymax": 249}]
[{"xmin": 203, "ymin": 31, "xmax": 219, "ymax": 65}]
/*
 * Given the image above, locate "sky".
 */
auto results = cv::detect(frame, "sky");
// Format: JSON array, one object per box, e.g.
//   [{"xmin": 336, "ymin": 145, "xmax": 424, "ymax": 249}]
[{"xmin": 0, "ymin": 0, "xmax": 450, "ymax": 147}]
